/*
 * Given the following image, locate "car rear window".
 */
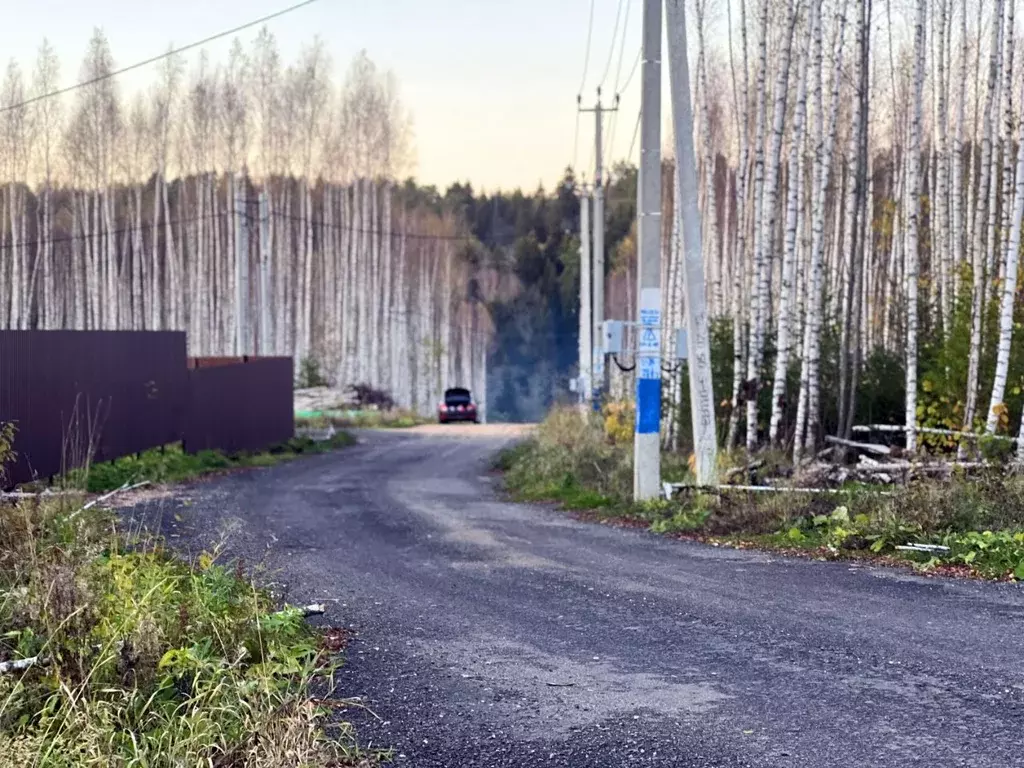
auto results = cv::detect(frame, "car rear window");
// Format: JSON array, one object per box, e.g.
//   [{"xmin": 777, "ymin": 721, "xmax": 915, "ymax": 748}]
[{"xmin": 444, "ymin": 389, "xmax": 472, "ymax": 404}]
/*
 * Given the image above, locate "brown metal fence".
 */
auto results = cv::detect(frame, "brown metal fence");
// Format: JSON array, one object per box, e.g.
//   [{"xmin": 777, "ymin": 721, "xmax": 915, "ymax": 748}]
[
  {"xmin": 0, "ymin": 331, "xmax": 188, "ymax": 486},
  {"xmin": 182, "ymin": 357, "xmax": 295, "ymax": 455},
  {"xmin": 0, "ymin": 334, "xmax": 295, "ymax": 488}
]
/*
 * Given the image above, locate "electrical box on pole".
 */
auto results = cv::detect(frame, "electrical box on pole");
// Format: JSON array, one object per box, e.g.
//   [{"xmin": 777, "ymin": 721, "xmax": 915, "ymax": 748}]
[
  {"xmin": 675, "ymin": 329, "xmax": 688, "ymax": 360},
  {"xmin": 602, "ymin": 320, "xmax": 624, "ymax": 355}
]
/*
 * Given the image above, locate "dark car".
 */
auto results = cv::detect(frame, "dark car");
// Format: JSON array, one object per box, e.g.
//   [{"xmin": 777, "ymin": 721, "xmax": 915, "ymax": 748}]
[{"xmin": 438, "ymin": 387, "xmax": 478, "ymax": 424}]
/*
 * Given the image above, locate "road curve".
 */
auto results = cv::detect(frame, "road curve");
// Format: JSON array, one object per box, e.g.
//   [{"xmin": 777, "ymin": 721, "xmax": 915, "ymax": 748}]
[{"xmin": 131, "ymin": 428, "xmax": 1024, "ymax": 767}]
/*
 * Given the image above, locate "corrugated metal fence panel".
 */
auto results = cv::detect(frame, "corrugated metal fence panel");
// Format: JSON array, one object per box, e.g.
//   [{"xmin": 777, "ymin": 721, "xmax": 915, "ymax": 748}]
[
  {"xmin": 0, "ymin": 331, "xmax": 188, "ymax": 486},
  {"xmin": 183, "ymin": 357, "xmax": 294, "ymax": 455}
]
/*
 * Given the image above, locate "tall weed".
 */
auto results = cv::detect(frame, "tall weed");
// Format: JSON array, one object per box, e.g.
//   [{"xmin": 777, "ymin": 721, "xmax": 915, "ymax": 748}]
[{"xmin": 0, "ymin": 495, "xmax": 371, "ymax": 767}]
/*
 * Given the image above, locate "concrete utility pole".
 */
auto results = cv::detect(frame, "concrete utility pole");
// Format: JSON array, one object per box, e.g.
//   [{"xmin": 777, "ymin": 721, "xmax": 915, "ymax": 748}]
[
  {"xmin": 634, "ymin": 0, "xmax": 663, "ymax": 500},
  {"xmin": 259, "ymin": 190, "xmax": 271, "ymax": 355},
  {"xmin": 580, "ymin": 90, "xmax": 617, "ymax": 405},
  {"xmin": 579, "ymin": 187, "xmax": 593, "ymax": 408},
  {"xmin": 235, "ymin": 180, "xmax": 250, "ymax": 357},
  {"xmin": 666, "ymin": 0, "xmax": 719, "ymax": 485}
]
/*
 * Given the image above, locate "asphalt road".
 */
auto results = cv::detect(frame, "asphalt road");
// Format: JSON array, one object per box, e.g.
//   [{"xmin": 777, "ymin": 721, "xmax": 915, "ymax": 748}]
[{"xmin": 130, "ymin": 427, "xmax": 1024, "ymax": 767}]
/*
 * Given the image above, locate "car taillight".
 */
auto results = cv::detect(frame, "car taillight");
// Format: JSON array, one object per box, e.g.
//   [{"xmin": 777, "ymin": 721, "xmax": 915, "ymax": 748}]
[
  {"xmin": 457, "ymin": 405, "xmax": 465, "ymax": 412},
  {"xmin": 438, "ymin": 402, "xmax": 446, "ymax": 410},
  {"xmin": 468, "ymin": 403, "xmax": 476, "ymax": 411}
]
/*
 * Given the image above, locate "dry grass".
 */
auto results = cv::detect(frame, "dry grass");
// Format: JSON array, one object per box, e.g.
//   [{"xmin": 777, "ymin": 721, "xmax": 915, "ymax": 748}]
[
  {"xmin": 0, "ymin": 491, "xmax": 378, "ymax": 767},
  {"xmin": 498, "ymin": 409, "xmax": 1024, "ymax": 579}
]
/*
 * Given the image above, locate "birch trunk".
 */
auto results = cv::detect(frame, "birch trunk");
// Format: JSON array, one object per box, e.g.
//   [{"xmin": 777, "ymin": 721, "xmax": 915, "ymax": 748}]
[
  {"xmin": 768, "ymin": 10, "xmax": 811, "ymax": 444},
  {"xmin": 964, "ymin": 0, "xmax": 1004, "ymax": 436},
  {"xmin": 989, "ymin": 81, "xmax": 1024, "ymax": 434},
  {"xmin": 905, "ymin": 0, "xmax": 928, "ymax": 455},
  {"xmin": 796, "ymin": 0, "xmax": 850, "ymax": 461},
  {"xmin": 746, "ymin": 0, "xmax": 798, "ymax": 451}
]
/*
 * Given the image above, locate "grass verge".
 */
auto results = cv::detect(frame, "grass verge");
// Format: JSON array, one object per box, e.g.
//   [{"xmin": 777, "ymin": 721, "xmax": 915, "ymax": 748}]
[
  {"xmin": 56, "ymin": 433, "xmax": 356, "ymax": 494},
  {"xmin": 0, "ymin": 492, "xmax": 380, "ymax": 766},
  {"xmin": 497, "ymin": 407, "xmax": 1024, "ymax": 581},
  {"xmin": 296, "ymin": 410, "xmax": 426, "ymax": 430}
]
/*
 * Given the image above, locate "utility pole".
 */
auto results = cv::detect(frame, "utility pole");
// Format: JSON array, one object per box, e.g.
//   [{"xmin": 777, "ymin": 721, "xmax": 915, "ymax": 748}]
[
  {"xmin": 579, "ymin": 186, "xmax": 593, "ymax": 408},
  {"xmin": 259, "ymin": 190, "xmax": 271, "ymax": 355},
  {"xmin": 634, "ymin": 0, "xmax": 663, "ymax": 500},
  {"xmin": 666, "ymin": 0, "xmax": 719, "ymax": 485},
  {"xmin": 580, "ymin": 90, "xmax": 618, "ymax": 406},
  {"xmin": 235, "ymin": 179, "xmax": 249, "ymax": 356}
]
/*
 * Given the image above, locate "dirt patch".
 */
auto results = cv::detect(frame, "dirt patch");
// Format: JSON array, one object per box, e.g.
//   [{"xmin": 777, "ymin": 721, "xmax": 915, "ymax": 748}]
[
  {"xmin": 321, "ymin": 627, "xmax": 354, "ymax": 653},
  {"xmin": 405, "ymin": 423, "xmax": 536, "ymax": 439}
]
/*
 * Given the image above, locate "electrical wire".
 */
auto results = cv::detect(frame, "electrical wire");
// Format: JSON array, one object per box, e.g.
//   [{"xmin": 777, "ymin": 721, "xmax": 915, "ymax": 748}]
[
  {"xmin": 610, "ymin": 0, "xmax": 633, "ymax": 92},
  {"xmin": 599, "ymin": 0, "xmax": 627, "ymax": 90},
  {"xmin": 604, "ymin": 0, "xmax": 633, "ymax": 162},
  {"xmin": 0, "ymin": 211, "xmax": 223, "ymax": 252},
  {"xmin": 0, "ymin": 0, "xmax": 320, "ymax": 115},
  {"xmin": 573, "ymin": 0, "xmax": 598, "ymax": 175},
  {"xmin": 0, "ymin": 205, "xmax": 478, "ymax": 255},
  {"xmin": 244, "ymin": 208, "xmax": 479, "ymax": 243},
  {"xmin": 626, "ymin": 109, "xmax": 642, "ymax": 161},
  {"xmin": 612, "ymin": 353, "xmax": 636, "ymax": 372},
  {"xmin": 578, "ymin": 0, "xmax": 598, "ymax": 96},
  {"xmin": 620, "ymin": 46, "xmax": 642, "ymax": 94}
]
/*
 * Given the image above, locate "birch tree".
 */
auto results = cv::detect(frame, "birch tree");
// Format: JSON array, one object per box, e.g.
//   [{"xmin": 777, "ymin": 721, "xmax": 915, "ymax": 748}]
[
  {"xmin": 963, "ymin": 0, "xmax": 1004, "ymax": 436},
  {"xmin": 904, "ymin": 0, "xmax": 927, "ymax": 454}
]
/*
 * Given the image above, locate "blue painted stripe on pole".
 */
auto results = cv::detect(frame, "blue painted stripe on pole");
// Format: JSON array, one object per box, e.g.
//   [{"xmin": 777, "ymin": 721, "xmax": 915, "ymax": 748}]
[{"xmin": 636, "ymin": 378, "xmax": 661, "ymax": 434}]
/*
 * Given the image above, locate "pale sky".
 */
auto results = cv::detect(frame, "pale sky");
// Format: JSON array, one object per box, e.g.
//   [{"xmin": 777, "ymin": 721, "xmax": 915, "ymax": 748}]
[{"xmin": 0, "ymin": 0, "xmax": 674, "ymax": 193}]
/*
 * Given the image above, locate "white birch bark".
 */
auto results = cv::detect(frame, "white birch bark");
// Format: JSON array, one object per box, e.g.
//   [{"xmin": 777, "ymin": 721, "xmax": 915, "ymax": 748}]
[
  {"xmin": 964, "ymin": 0, "xmax": 1004, "ymax": 436},
  {"xmin": 769, "ymin": 14, "xmax": 811, "ymax": 444},
  {"xmin": 726, "ymin": 0, "xmax": 752, "ymax": 451},
  {"xmin": 905, "ymin": 0, "xmax": 928, "ymax": 455},
  {"xmin": 988, "ymin": 81, "xmax": 1024, "ymax": 434},
  {"xmin": 796, "ymin": 0, "xmax": 850, "ymax": 462},
  {"xmin": 746, "ymin": 0, "xmax": 799, "ymax": 451}
]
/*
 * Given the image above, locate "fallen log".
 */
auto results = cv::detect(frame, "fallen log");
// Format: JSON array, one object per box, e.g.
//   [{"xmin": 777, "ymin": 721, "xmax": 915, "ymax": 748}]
[
  {"xmin": 824, "ymin": 435, "xmax": 891, "ymax": 456},
  {"xmin": 853, "ymin": 423, "xmax": 1022, "ymax": 445},
  {"xmin": 663, "ymin": 481, "xmax": 894, "ymax": 498},
  {"xmin": 723, "ymin": 458, "xmax": 765, "ymax": 481},
  {"xmin": 0, "ymin": 655, "xmax": 45, "ymax": 674}
]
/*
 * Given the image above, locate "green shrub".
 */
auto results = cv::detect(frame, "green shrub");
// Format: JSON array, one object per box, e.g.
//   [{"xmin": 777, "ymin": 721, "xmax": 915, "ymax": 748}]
[
  {"xmin": 502, "ymin": 407, "xmax": 633, "ymax": 505},
  {"xmin": 65, "ymin": 435, "xmax": 355, "ymax": 494},
  {"xmin": 296, "ymin": 356, "xmax": 330, "ymax": 389},
  {"xmin": 0, "ymin": 497, "xmax": 373, "ymax": 766}
]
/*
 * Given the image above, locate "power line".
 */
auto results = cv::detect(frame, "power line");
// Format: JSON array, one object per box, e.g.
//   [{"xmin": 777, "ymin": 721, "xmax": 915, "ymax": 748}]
[
  {"xmin": 599, "ymin": 0, "xmax": 627, "ymax": 90},
  {"xmin": 0, "ymin": 212, "xmax": 223, "ymax": 252},
  {"xmin": 0, "ymin": 0, "xmax": 320, "ymax": 115},
  {"xmin": 0, "ymin": 207, "xmax": 478, "ymax": 255},
  {"xmin": 626, "ymin": 109, "xmax": 641, "ymax": 161},
  {"xmin": 605, "ymin": 0, "xmax": 633, "ymax": 162},
  {"xmin": 574, "ymin": 0, "xmax": 598, "ymax": 174},
  {"xmin": 620, "ymin": 46, "xmax": 642, "ymax": 94},
  {"xmin": 578, "ymin": 0, "xmax": 598, "ymax": 95},
  {"xmin": 253, "ymin": 209, "xmax": 478, "ymax": 243},
  {"xmin": 610, "ymin": 0, "xmax": 633, "ymax": 91}
]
